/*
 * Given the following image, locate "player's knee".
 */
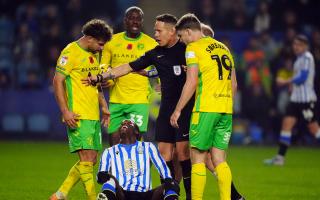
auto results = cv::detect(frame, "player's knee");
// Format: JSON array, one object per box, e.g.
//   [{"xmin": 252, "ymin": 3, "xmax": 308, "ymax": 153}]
[
  {"xmin": 159, "ymin": 147, "xmax": 173, "ymax": 161},
  {"xmin": 175, "ymin": 142, "xmax": 190, "ymax": 161},
  {"xmin": 308, "ymin": 122, "xmax": 319, "ymax": 134},
  {"xmin": 176, "ymin": 148, "xmax": 190, "ymax": 161},
  {"xmin": 211, "ymin": 154, "xmax": 225, "ymax": 167},
  {"xmin": 282, "ymin": 118, "xmax": 295, "ymax": 130}
]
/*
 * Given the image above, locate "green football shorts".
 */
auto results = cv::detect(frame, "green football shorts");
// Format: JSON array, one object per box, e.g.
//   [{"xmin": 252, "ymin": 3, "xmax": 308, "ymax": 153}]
[
  {"xmin": 67, "ymin": 119, "xmax": 102, "ymax": 153},
  {"xmin": 107, "ymin": 103, "xmax": 149, "ymax": 134},
  {"xmin": 189, "ymin": 112, "xmax": 232, "ymax": 151}
]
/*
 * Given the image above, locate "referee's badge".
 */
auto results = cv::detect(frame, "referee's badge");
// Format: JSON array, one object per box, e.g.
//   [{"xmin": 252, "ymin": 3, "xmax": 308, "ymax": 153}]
[{"xmin": 173, "ymin": 65, "xmax": 181, "ymax": 76}]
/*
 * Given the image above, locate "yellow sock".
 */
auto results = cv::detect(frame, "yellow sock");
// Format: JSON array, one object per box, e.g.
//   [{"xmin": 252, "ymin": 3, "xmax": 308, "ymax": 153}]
[
  {"xmin": 58, "ymin": 161, "xmax": 80, "ymax": 196},
  {"xmin": 214, "ymin": 162, "xmax": 232, "ymax": 200},
  {"xmin": 77, "ymin": 162, "xmax": 96, "ymax": 200},
  {"xmin": 191, "ymin": 163, "xmax": 206, "ymax": 200}
]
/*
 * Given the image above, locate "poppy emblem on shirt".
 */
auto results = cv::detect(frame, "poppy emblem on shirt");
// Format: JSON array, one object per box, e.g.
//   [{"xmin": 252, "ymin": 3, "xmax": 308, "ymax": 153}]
[
  {"xmin": 89, "ymin": 56, "xmax": 94, "ymax": 64},
  {"xmin": 127, "ymin": 43, "xmax": 133, "ymax": 50}
]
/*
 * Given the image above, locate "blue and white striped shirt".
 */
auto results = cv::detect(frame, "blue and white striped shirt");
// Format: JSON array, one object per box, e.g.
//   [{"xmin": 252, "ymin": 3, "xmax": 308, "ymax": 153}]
[
  {"xmin": 291, "ymin": 51, "xmax": 317, "ymax": 103},
  {"xmin": 98, "ymin": 141, "xmax": 171, "ymax": 192}
]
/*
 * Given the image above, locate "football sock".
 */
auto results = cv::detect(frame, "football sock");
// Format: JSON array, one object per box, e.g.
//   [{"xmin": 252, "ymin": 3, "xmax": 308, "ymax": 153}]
[
  {"xmin": 278, "ymin": 143, "xmax": 288, "ymax": 156},
  {"xmin": 166, "ymin": 161, "xmax": 175, "ymax": 181},
  {"xmin": 215, "ymin": 162, "xmax": 232, "ymax": 200},
  {"xmin": 191, "ymin": 163, "xmax": 206, "ymax": 200},
  {"xmin": 180, "ymin": 159, "xmax": 191, "ymax": 200},
  {"xmin": 231, "ymin": 182, "xmax": 242, "ymax": 200},
  {"xmin": 102, "ymin": 178, "xmax": 116, "ymax": 193},
  {"xmin": 78, "ymin": 161, "xmax": 96, "ymax": 200},
  {"xmin": 58, "ymin": 161, "xmax": 80, "ymax": 196},
  {"xmin": 279, "ymin": 130, "xmax": 292, "ymax": 146}
]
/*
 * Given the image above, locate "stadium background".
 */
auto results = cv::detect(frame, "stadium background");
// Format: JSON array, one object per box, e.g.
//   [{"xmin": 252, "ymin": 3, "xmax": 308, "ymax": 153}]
[
  {"xmin": 1, "ymin": 0, "xmax": 320, "ymax": 144},
  {"xmin": 0, "ymin": 0, "xmax": 320, "ymax": 199}
]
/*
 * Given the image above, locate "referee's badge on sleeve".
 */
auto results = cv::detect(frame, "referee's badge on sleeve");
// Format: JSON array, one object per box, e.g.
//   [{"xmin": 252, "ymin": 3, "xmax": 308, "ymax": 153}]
[{"xmin": 173, "ymin": 65, "xmax": 181, "ymax": 76}]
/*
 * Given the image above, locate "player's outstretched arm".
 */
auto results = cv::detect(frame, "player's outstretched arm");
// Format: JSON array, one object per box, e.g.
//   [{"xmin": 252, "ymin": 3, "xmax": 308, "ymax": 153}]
[{"xmin": 81, "ymin": 63, "xmax": 133, "ymax": 86}]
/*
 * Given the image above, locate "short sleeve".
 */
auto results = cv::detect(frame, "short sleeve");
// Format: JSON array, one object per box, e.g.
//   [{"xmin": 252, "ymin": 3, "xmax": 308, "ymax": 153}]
[
  {"xmin": 56, "ymin": 51, "xmax": 74, "ymax": 76},
  {"xmin": 185, "ymin": 44, "xmax": 199, "ymax": 67},
  {"xmin": 101, "ymin": 42, "xmax": 112, "ymax": 68}
]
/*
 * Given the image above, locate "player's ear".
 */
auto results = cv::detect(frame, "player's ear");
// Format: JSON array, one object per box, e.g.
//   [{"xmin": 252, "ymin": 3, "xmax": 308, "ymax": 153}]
[{"xmin": 186, "ymin": 29, "xmax": 192, "ymax": 36}]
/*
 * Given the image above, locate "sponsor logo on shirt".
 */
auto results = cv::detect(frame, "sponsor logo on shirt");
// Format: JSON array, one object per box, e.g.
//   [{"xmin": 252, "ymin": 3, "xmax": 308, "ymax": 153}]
[
  {"xmin": 127, "ymin": 43, "xmax": 133, "ymax": 50},
  {"xmin": 81, "ymin": 66, "xmax": 99, "ymax": 72},
  {"xmin": 113, "ymin": 54, "xmax": 140, "ymax": 59}
]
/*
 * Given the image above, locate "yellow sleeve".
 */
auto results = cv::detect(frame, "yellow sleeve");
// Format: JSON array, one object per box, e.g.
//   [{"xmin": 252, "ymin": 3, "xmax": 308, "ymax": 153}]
[
  {"xmin": 56, "ymin": 51, "xmax": 75, "ymax": 76},
  {"xmin": 101, "ymin": 42, "xmax": 112, "ymax": 68},
  {"xmin": 230, "ymin": 52, "xmax": 235, "ymax": 70},
  {"xmin": 185, "ymin": 44, "xmax": 199, "ymax": 67}
]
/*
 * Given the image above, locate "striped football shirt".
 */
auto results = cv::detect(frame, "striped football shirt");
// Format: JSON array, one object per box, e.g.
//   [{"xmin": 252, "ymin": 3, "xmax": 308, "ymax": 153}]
[
  {"xmin": 291, "ymin": 51, "xmax": 317, "ymax": 103},
  {"xmin": 98, "ymin": 141, "xmax": 171, "ymax": 192}
]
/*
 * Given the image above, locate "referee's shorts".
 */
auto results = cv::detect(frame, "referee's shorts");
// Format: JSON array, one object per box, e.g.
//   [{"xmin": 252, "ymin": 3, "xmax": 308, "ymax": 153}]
[{"xmin": 155, "ymin": 99, "xmax": 193, "ymax": 143}]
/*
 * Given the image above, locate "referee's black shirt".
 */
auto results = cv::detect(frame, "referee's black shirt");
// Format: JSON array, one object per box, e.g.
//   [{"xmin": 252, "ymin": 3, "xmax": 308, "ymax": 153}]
[{"xmin": 129, "ymin": 41, "xmax": 188, "ymax": 102}]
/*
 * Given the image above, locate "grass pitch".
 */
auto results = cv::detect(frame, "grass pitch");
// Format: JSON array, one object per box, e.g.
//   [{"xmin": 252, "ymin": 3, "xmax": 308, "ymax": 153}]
[{"xmin": 0, "ymin": 141, "xmax": 319, "ymax": 200}]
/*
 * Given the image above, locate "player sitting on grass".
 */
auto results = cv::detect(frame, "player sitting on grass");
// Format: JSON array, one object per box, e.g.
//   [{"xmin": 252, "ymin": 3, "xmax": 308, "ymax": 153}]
[{"xmin": 97, "ymin": 119, "xmax": 179, "ymax": 200}]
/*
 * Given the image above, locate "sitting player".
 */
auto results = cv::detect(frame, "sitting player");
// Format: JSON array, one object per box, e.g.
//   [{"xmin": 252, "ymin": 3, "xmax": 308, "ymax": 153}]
[{"xmin": 97, "ymin": 120, "xmax": 179, "ymax": 200}]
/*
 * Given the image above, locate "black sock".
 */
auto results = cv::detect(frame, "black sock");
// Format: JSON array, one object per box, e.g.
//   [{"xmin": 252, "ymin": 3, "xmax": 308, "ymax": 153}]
[
  {"xmin": 180, "ymin": 159, "xmax": 191, "ymax": 200},
  {"xmin": 231, "ymin": 181, "xmax": 242, "ymax": 200},
  {"xmin": 101, "ymin": 190, "xmax": 117, "ymax": 200},
  {"xmin": 278, "ymin": 143, "xmax": 288, "ymax": 156},
  {"xmin": 166, "ymin": 161, "xmax": 175, "ymax": 179}
]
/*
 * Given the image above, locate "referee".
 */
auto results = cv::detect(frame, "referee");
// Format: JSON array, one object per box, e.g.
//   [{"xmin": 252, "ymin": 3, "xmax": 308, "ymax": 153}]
[{"xmin": 264, "ymin": 34, "xmax": 320, "ymax": 166}]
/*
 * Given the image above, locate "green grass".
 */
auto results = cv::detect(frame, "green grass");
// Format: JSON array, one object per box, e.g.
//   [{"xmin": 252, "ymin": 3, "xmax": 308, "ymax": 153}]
[{"xmin": 0, "ymin": 141, "xmax": 319, "ymax": 200}]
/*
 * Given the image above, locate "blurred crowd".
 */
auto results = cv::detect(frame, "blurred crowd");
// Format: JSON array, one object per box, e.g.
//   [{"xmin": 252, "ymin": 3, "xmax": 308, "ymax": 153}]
[
  {"xmin": 0, "ymin": 0, "xmax": 320, "ymax": 143},
  {"xmin": 0, "ymin": 0, "xmax": 134, "ymax": 90}
]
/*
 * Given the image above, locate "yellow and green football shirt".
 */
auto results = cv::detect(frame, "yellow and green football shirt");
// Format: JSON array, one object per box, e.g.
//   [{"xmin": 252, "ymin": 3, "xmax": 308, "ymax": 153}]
[
  {"xmin": 56, "ymin": 41, "xmax": 102, "ymax": 120},
  {"xmin": 186, "ymin": 37, "xmax": 234, "ymax": 114},
  {"xmin": 101, "ymin": 32, "xmax": 157, "ymax": 104}
]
